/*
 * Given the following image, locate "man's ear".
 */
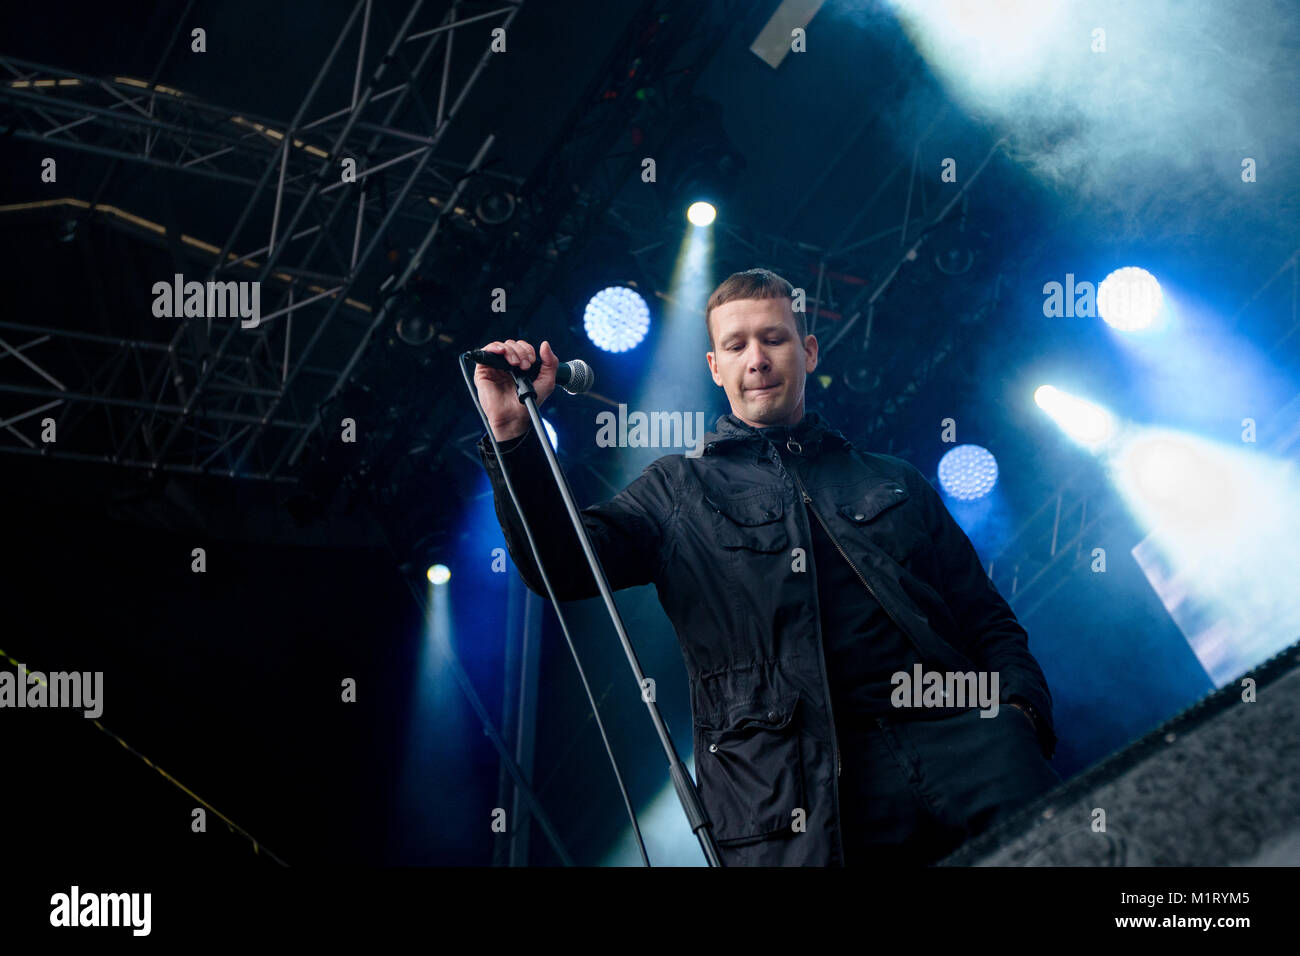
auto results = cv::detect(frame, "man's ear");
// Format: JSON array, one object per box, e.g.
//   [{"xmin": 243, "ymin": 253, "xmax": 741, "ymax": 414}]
[
  {"xmin": 804, "ymin": 334, "xmax": 818, "ymax": 374},
  {"xmin": 706, "ymin": 350, "xmax": 722, "ymax": 387}
]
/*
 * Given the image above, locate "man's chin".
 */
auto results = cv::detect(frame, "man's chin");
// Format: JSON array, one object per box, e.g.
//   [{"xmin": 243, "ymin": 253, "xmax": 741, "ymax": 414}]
[{"xmin": 739, "ymin": 401, "xmax": 788, "ymax": 426}]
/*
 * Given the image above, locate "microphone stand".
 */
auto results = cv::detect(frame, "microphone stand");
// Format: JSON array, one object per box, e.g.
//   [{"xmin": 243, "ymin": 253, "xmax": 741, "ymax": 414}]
[{"xmin": 488, "ymin": 360, "xmax": 722, "ymax": 867}]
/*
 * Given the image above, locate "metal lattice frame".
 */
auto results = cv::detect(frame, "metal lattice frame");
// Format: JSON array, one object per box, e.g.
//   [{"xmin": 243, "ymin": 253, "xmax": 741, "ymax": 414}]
[
  {"xmin": 0, "ymin": 0, "xmax": 526, "ymax": 480},
  {"xmin": 356, "ymin": 0, "xmax": 752, "ymax": 508}
]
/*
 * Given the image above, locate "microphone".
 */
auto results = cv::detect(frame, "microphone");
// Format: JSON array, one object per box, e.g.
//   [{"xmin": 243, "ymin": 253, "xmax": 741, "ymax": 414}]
[{"xmin": 464, "ymin": 348, "xmax": 594, "ymax": 395}]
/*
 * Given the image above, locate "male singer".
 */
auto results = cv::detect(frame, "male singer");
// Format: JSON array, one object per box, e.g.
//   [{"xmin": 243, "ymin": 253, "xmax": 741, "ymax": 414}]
[{"xmin": 474, "ymin": 268, "xmax": 1060, "ymax": 866}]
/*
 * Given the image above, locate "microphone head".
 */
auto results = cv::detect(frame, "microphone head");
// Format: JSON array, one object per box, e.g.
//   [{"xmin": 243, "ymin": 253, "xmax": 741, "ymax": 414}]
[{"xmin": 559, "ymin": 359, "xmax": 594, "ymax": 394}]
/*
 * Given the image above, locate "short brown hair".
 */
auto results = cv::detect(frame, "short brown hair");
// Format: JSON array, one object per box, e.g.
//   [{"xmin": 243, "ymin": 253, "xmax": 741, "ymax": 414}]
[{"xmin": 705, "ymin": 268, "xmax": 806, "ymax": 350}]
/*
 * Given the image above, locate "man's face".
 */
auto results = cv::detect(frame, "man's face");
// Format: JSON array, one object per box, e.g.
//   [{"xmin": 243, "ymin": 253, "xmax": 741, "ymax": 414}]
[{"xmin": 706, "ymin": 297, "xmax": 818, "ymax": 429}]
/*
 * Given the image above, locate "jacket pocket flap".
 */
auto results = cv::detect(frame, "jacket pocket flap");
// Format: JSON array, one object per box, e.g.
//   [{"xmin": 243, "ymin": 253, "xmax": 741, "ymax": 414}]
[
  {"xmin": 695, "ymin": 692, "xmax": 799, "ymax": 734},
  {"xmin": 693, "ymin": 692, "xmax": 805, "ymax": 845},
  {"xmin": 839, "ymin": 481, "xmax": 909, "ymax": 523},
  {"xmin": 704, "ymin": 491, "xmax": 785, "ymax": 526},
  {"xmin": 705, "ymin": 492, "xmax": 788, "ymax": 552}
]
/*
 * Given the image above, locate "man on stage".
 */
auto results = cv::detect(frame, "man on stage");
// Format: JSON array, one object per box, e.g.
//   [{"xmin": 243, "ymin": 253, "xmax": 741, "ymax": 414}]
[{"xmin": 474, "ymin": 268, "xmax": 1061, "ymax": 866}]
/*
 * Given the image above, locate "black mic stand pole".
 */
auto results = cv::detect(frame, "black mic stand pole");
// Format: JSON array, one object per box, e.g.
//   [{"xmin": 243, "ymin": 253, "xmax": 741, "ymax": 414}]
[{"xmin": 505, "ymin": 365, "xmax": 723, "ymax": 867}]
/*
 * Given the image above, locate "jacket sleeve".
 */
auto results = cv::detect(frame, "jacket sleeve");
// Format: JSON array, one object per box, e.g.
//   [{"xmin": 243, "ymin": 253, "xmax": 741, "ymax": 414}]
[
  {"xmin": 905, "ymin": 465, "xmax": 1058, "ymax": 760},
  {"xmin": 477, "ymin": 424, "xmax": 679, "ymax": 602}
]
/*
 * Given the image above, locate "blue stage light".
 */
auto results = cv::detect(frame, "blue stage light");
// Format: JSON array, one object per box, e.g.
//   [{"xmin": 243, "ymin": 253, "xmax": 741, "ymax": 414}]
[
  {"xmin": 1098, "ymin": 266, "xmax": 1163, "ymax": 331},
  {"xmin": 938, "ymin": 444, "xmax": 999, "ymax": 501},
  {"xmin": 583, "ymin": 285, "xmax": 650, "ymax": 353}
]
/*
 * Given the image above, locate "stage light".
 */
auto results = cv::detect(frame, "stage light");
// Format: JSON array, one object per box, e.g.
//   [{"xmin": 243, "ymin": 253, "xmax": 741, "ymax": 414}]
[
  {"xmin": 686, "ymin": 201, "xmax": 717, "ymax": 227},
  {"xmin": 395, "ymin": 311, "xmax": 435, "ymax": 346},
  {"xmin": 1034, "ymin": 385, "xmax": 1116, "ymax": 449},
  {"xmin": 1097, "ymin": 267, "xmax": 1163, "ymax": 331},
  {"xmin": 389, "ymin": 275, "xmax": 455, "ymax": 347},
  {"xmin": 938, "ymin": 444, "xmax": 999, "ymax": 501},
  {"xmin": 584, "ymin": 285, "xmax": 650, "ymax": 353},
  {"xmin": 658, "ymin": 96, "xmax": 745, "ymax": 225},
  {"xmin": 426, "ymin": 563, "xmax": 451, "ymax": 586},
  {"xmin": 473, "ymin": 188, "xmax": 516, "ymax": 226}
]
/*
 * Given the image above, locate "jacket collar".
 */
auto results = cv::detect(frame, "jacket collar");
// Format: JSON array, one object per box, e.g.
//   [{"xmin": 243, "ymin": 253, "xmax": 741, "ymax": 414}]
[{"xmin": 686, "ymin": 408, "xmax": 852, "ymax": 459}]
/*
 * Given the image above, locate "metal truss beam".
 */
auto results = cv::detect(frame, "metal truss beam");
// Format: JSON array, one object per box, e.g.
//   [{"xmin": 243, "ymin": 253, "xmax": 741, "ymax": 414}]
[{"xmin": 0, "ymin": 1, "xmax": 527, "ymax": 481}]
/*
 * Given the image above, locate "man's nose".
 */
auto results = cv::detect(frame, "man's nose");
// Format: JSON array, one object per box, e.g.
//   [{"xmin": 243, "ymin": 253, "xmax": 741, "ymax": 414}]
[{"xmin": 747, "ymin": 349, "xmax": 770, "ymax": 372}]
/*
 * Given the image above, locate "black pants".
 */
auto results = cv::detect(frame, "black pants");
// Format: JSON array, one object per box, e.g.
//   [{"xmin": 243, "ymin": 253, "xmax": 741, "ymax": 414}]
[{"xmin": 836, "ymin": 705, "xmax": 1062, "ymax": 866}]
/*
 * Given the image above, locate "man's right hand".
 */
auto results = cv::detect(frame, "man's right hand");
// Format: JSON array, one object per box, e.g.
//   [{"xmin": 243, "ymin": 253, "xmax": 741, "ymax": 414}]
[{"xmin": 473, "ymin": 339, "xmax": 559, "ymax": 442}]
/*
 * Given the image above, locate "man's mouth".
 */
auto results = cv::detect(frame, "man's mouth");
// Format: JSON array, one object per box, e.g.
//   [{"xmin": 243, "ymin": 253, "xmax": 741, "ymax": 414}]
[{"xmin": 747, "ymin": 383, "xmax": 779, "ymax": 394}]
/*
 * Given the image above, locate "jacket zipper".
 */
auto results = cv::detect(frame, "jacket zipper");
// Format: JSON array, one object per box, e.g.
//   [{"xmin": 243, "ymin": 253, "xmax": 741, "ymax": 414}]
[
  {"xmin": 791, "ymin": 468, "xmax": 923, "ymax": 665},
  {"xmin": 788, "ymin": 464, "xmax": 848, "ymax": 865}
]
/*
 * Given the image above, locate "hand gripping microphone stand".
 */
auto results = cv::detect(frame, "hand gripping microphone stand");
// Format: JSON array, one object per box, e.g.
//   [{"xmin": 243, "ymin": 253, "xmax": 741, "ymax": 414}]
[{"xmin": 462, "ymin": 352, "xmax": 722, "ymax": 867}]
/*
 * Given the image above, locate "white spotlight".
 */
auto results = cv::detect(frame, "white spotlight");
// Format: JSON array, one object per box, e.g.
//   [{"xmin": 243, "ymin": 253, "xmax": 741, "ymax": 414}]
[
  {"xmin": 686, "ymin": 201, "xmax": 716, "ymax": 227},
  {"xmin": 1034, "ymin": 385, "xmax": 1117, "ymax": 449},
  {"xmin": 1098, "ymin": 267, "xmax": 1163, "ymax": 331}
]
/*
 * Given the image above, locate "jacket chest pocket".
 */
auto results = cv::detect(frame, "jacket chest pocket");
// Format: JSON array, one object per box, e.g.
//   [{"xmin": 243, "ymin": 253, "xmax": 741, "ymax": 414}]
[
  {"xmin": 694, "ymin": 693, "xmax": 804, "ymax": 845},
  {"xmin": 834, "ymin": 480, "xmax": 925, "ymax": 564},
  {"xmin": 704, "ymin": 491, "xmax": 789, "ymax": 553}
]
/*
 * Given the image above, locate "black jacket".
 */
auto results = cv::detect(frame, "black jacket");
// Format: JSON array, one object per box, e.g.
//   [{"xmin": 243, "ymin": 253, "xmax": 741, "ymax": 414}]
[{"xmin": 478, "ymin": 409, "xmax": 1056, "ymax": 866}]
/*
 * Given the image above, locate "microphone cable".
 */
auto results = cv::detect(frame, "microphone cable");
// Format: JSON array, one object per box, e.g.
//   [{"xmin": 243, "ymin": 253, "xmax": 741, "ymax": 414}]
[{"xmin": 458, "ymin": 353, "xmax": 651, "ymax": 867}]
